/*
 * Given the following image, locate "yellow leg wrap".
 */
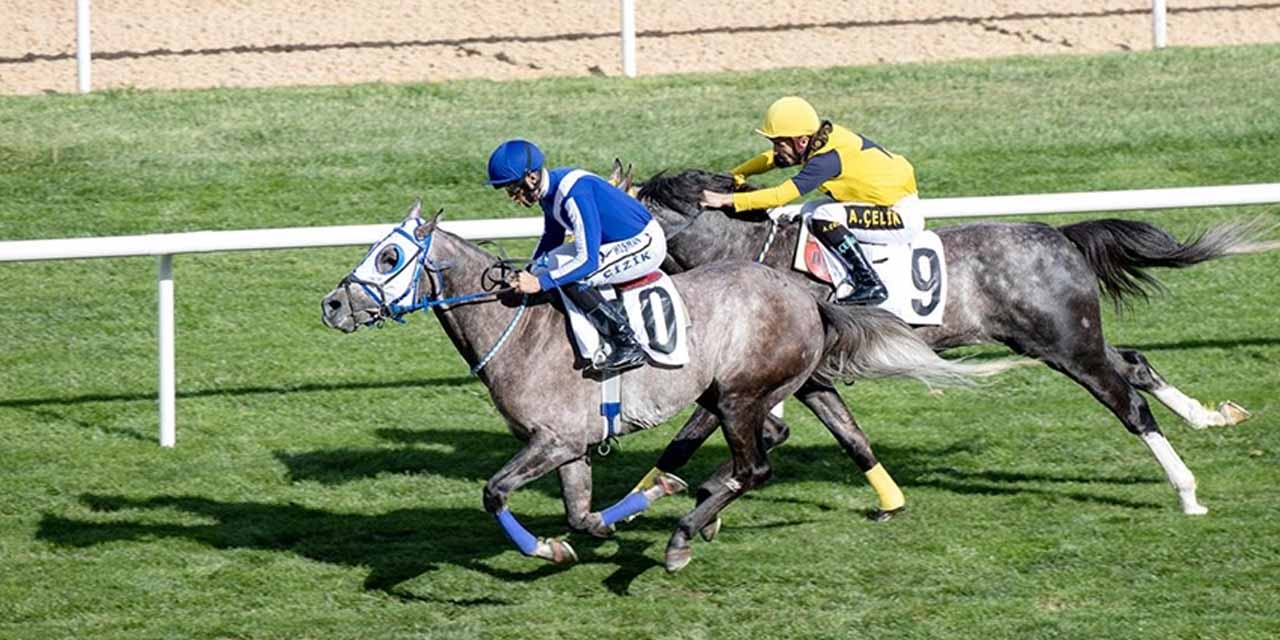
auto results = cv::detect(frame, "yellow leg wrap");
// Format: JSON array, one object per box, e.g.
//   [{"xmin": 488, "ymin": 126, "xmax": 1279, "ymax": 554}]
[
  {"xmin": 865, "ymin": 463, "xmax": 905, "ymax": 511},
  {"xmin": 629, "ymin": 467, "xmax": 664, "ymax": 495}
]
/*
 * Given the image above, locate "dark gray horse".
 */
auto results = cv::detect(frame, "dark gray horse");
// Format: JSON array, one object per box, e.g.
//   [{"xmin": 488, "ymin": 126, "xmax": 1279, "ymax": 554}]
[
  {"xmin": 620, "ymin": 166, "xmax": 1271, "ymax": 516},
  {"xmin": 320, "ymin": 201, "xmax": 1012, "ymax": 571}
]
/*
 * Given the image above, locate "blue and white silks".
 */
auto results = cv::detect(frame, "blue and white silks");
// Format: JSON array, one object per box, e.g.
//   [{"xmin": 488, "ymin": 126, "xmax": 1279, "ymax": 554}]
[{"xmin": 532, "ymin": 168, "xmax": 655, "ymax": 291}]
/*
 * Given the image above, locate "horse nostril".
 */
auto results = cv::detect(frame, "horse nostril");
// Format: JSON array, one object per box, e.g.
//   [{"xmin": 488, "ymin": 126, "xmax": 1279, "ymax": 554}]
[{"xmin": 327, "ymin": 299, "xmax": 343, "ymax": 312}]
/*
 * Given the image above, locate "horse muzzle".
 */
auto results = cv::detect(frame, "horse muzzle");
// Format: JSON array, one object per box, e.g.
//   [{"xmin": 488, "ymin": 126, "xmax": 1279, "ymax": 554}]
[{"xmin": 321, "ymin": 287, "xmax": 381, "ymax": 333}]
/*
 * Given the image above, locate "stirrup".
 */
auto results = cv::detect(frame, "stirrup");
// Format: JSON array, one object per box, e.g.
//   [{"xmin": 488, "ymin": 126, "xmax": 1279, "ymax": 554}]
[
  {"xmin": 591, "ymin": 344, "xmax": 647, "ymax": 372},
  {"xmin": 834, "ymin": 280, "xmax": 888, "ymax": 306}
]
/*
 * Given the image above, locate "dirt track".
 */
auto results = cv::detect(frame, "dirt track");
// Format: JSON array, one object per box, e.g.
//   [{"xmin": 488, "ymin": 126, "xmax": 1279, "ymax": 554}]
[{"xmin": 2, "ymin": 1, "xmax": 1279, "ymax": 95}]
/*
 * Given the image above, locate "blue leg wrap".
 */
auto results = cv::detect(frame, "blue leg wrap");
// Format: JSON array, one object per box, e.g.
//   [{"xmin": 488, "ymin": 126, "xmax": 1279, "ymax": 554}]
[
  {"xmin": 495, "ymin": 508, "xmax": 538, "ymax": 556},
  {"xmin": 600, "ymin": 491, "xmax": 651, "ymax": 527}
]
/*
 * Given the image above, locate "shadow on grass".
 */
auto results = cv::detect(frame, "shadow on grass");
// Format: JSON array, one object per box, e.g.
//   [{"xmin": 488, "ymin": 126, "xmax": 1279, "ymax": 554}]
[
  {"xmin": 1115, "ymin": 336, "xmax": 1280, "ymax": 352},
  {"xmin": 276, "ymin": 427, "xmax": 1165, "ymax": 511},
  {"xmin": 275, "ymin": 426, "xmax": 719, "ymax": 500},
  {"xmin": 0, "ymin": 376, "xmax": 478, "ymax": 410},
  {"xmin": 37, "ymin": 492, "xmax": 728, "ymax": 599},
  {"xmin": 37, "ymin": 426, "xmax": 1166, "ymax": 598}
]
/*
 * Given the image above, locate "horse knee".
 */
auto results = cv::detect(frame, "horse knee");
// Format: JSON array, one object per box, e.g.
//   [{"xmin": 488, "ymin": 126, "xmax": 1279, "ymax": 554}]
[
  {"xmin": 565, "ymin": 511, "xmax": 596, "ymax": 534},
  {"xmin": 482, "ymin": 480, "xmax": 510, "ymax": 513}
]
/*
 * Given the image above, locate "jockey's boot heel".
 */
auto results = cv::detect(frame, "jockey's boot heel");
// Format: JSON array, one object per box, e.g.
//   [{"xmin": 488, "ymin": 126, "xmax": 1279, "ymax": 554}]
[
  {"xmin": 815, "ymin": 225, "xmax": 888, "ymax": 306},
  {"xmin": 563, "ymin": 283, "xmax": 648, "ymax": 372}
]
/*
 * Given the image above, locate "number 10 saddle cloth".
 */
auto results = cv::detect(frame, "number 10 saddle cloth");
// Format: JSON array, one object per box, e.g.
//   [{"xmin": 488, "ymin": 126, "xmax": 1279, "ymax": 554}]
[{"xmin": 560, "ymin": 271, "xmax": 691, "ymax": 369}]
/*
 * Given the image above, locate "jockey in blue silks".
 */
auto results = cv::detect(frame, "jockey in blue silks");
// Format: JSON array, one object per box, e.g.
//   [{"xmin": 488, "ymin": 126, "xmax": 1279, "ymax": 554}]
[{"xmin": 486, "ymin": 138, "xmax": 666, "ymax": 372}]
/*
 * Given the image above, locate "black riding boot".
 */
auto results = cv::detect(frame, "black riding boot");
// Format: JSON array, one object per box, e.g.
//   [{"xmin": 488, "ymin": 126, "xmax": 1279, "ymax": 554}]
[
  {"xmin": 561, "ymin": 282, "xmax": 649, "ymax": 372},
  {"xmin": 813, "ymin": 224, "xmax": 889, "ymax": 306}
]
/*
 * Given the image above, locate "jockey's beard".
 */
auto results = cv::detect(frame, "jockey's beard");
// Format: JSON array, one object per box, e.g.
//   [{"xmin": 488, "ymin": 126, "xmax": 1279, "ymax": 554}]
[
  {"xmin": 507, "ymin": 172, "xmax": 541, "ymax": 207},
  {"xmin": 772, "ymin": 141, "xmax": 804, "ymax": 168}
]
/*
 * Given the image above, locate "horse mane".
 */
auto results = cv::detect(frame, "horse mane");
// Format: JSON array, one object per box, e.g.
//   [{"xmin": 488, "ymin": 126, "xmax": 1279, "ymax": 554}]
[{"xmin": 635, "ymin": 169, "xmax": 759, "ymax": 217}]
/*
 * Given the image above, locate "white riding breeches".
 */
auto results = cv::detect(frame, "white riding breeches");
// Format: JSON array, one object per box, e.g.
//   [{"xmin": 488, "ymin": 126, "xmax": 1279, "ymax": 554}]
[
  {"xmin": 808, "ymin": 194, "xmax": 924, "ymax": 245},
  {"xmin": 532, "ymin": 219, "xmax": 667, "ymax": 287}
]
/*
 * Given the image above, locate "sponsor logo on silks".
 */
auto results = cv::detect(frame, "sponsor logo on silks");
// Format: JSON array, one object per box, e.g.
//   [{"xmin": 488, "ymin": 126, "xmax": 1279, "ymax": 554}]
[
  {"xmin": 601, "ymin": 251, "xmax": 653, "ymax": 281},
  {"xmin": 600, "ymin": 234, "xmax": 647, "ymax": 259},
  {"xmin": 846, "ymin": 204, "xmax": 904, "ymax": 229}
]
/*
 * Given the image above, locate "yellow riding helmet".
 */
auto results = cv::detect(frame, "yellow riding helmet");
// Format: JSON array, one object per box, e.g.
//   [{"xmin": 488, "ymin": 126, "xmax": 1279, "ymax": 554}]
[{"xmin": 755, "ymin": 96, "xmax": 820, "ymax": 138}]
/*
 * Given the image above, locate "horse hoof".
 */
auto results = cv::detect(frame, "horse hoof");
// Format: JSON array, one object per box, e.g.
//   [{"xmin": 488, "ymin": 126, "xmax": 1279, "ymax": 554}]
[
  {"xmin": 699, "ymin": 517, "xmax": 722, "ymax": 542},
  {"xmin": 1181, "ymin": 503, "xmax": 1209, "ymax": 516},
  {"xmin": 534, "ymin": 538, "xmax": 578, "ymax": 564},
  {"xmin": 665, "ymin": 545, "xmax": 693, "ymax": 573},
  {"xmin": 655, "ymin": 472, "xmax": 689, "ymax": 497},
  {"xmin": 867, "ymin": 507, "xmax": 905, "ymax": 523},
  {"xmin": 1219, "ymin": 401, "xmax": 1251, "ymax": 426}
]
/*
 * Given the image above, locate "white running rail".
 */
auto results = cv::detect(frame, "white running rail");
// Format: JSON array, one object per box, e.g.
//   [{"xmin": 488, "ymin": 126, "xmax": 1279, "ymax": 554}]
[{"xmin": 2, "ymin": 183, "xmax": 1278, "ymax": 446}]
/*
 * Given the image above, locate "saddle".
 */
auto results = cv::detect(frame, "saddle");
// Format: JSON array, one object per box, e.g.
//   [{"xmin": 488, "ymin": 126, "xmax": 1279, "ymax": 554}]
[
  {"xmin": 559, "ymin": 271, "xmax": 691, "ymax": 368},
  {"xmin": 792, "ymin": 225, "xmax": 948, "ymax": 326}
]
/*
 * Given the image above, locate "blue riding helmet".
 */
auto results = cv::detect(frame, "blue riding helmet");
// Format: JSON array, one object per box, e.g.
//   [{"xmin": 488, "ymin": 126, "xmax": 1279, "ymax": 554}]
[{"xmin": 486, "ymin": 139, "xmax": 545, "ymax": 186}]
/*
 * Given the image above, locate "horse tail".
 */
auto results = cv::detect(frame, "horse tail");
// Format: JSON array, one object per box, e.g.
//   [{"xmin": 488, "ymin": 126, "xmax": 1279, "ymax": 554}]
[
  {"xmin": 814, "ymin": 301, "xmax": 1021, "ymax": 388},
  {"xmin": 1058, "ymin": 218, "xmax": 1276, "ymax": 308}
]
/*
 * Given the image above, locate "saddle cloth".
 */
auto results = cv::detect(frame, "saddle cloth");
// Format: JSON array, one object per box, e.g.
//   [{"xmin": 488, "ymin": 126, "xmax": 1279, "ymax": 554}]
[
  {"xmin": 561, "ymin": 271, "xmax": 691, "ymax": 368},
  {"xmin": 792, "ymin": 225, "xmax": 948, "ymax": 326}
]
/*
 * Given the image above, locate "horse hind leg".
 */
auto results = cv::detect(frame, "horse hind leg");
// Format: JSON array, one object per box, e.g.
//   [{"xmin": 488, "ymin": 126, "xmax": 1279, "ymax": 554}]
[
  {"xmin": 684, "ymin": 412, "xmax": 791, "ymax": 543},
  {"xmin": 793, "ymin": 381, "xmax": 905, "ymax": 520},
  {"xmin": 1110, "ymin": 347, "xmax": 1251, "ymax": 429},
  {"xmin": 1045, "ymin": 352, "xmax": 1208, "ymax": 515},
  {"xmin": 665, "ymin": 402, "xmax": 775, "ymax": 572},
  {"xmin": 644, "ymin": 405, "xmax": 724, "ymax": 490}
]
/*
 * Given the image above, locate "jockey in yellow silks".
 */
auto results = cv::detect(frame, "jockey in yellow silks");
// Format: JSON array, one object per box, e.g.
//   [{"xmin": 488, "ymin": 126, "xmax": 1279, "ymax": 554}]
[{"xmin": 700, "ymin": 96, "xmax": 922, "ymax": 306}]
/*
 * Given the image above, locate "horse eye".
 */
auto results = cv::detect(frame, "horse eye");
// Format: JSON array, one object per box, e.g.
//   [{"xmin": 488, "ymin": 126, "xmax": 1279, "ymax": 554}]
[{"xmin": 375, "ymin": 246, "xmax": 402, "ymax": 274}]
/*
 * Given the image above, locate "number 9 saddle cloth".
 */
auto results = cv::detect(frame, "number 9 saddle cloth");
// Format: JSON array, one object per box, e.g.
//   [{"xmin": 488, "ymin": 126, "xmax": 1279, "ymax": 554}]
[{"xmin": 794, "ymin": 226, "xmax": 948, "ymax": 326}]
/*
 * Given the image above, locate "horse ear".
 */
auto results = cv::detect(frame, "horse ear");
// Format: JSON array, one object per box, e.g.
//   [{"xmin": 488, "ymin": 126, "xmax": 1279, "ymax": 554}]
[
  {"xmin": 407, "ymin": 197, "xmax": 423, "ymax": 221},
  {"xmin": 415, "ymin": 207, "xmax": 444, "ymax": 240},
  {"xmin": 621, "ymin": 162, "xmax": 635, "ymax": 195},
  {"xmin": 608, "ymin": 158, "xmax": 625, "ymax": 186}
]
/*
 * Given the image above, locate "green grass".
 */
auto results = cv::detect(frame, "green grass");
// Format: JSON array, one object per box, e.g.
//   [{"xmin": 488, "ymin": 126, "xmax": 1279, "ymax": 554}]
[{"xmin": 2, "ymin": 45, "xmax": 1279, "ymax": 639}]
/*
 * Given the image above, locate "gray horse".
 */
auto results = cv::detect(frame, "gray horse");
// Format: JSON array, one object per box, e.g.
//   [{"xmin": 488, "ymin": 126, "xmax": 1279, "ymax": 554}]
[
  {"xmin": 320, "ymin": 201, "xmax": 1014, "ymax": 571},
  {"xmin": 618, "ymin": 166, "xmax": 1271, "ymax": 516}
]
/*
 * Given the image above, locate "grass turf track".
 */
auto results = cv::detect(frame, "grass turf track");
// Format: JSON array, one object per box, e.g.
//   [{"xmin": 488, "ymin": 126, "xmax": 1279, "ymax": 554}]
[{"xmin": 1, "ymin": 44, "xmax": 1278, "ymax": 640}]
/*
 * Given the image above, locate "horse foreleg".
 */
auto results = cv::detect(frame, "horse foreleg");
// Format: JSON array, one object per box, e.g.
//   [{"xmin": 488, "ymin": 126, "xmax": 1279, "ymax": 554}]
[
  {"xmin": 557, "ymin": 456, "xmax": 611, "ymax": 539},
  {"xmin": 1140, "ymin": 430, "xmax": 1207, "ymax": 515},
  {"xmin": 794, "ymin": 381, "xmax": 905, "ymax": 519},
  {"xmin": 1111, "ymin": 348, "xmax": 1251, "ymax": 429},
  {"xmin": 559, "ymin": 455, "xmax": 689, "ymax": 538},
  {"xmin": 627, "ymin": 407, "xmax": 722, "ymax": 497},
  {"xmin": 486, "ymin": 437, "xmax": 583, "ymax": 564}
]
